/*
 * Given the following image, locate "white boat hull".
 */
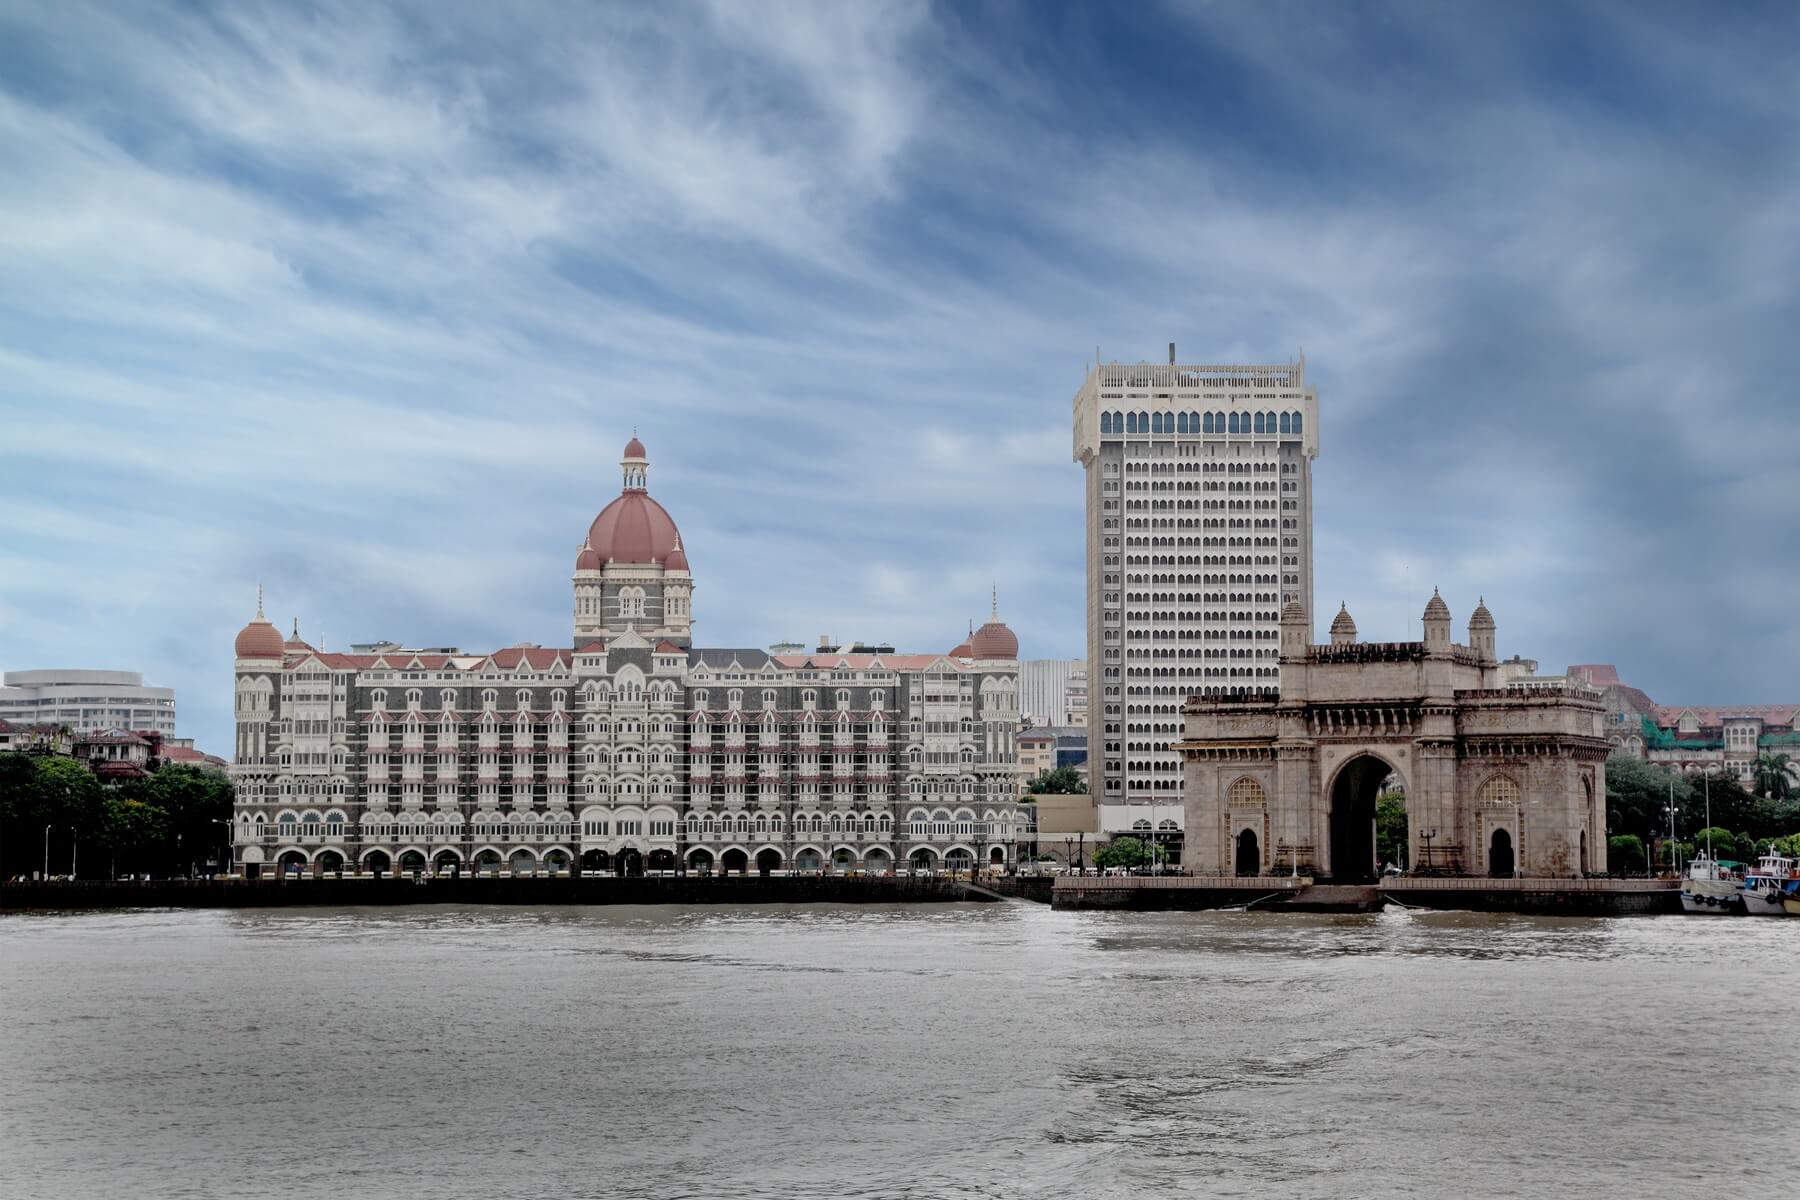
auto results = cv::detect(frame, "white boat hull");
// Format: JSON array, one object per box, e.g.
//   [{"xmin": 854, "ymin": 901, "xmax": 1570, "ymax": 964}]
[
  {"xmin": 1742, "ymin": 886, "xmax": 1790, "ymax": 917},
  {"xmin": 1680, "ymin": 882, "xmax": 1743, "ymax": 914}
]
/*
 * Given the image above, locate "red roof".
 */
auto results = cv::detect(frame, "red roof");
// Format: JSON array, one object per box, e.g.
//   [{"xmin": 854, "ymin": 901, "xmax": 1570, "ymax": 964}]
[
  {"xmin": 576, "ymin": 641, "xmax": 606, "ymax": 654},
  {"xmin": 624, "ymin": 436, "xmax": 646, "ymax": 458},
  {"xmin": 235, "ymin": 616, "xmax": 284, "ymax": 659},
  {"xmin": 588, "ymin": 490, "xmax": 683, "ymax": 566},
  {"xmin": 655, "ymin": 641, "xmax": 683, "ymax": 653},
  {"xmin": 1653, "ymin": 705, "xmax": 1799, "ymax": 729}
]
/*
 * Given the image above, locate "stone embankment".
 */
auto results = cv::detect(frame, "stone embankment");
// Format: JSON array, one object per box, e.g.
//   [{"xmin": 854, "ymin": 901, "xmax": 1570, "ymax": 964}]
[
  {"xmin": 0, "ymin": 874, "xmax": 1000, "ymax": 911},
  {"xmin": 1053, "ymin": 875, "xmax": 1681, "ymax": 915}
]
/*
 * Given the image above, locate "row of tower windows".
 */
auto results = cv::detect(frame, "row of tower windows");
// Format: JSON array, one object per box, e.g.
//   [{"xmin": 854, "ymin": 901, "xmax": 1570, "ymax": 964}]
[{"xmin": 1101, "ymin": 410, "xmax": 1303, "ymax": 437}]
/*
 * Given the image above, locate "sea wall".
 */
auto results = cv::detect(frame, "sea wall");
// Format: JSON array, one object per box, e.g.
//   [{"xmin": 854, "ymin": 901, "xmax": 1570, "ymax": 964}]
[{"xmin": 0, "ymin": 874, "xmax": 997, "ymax": 911}]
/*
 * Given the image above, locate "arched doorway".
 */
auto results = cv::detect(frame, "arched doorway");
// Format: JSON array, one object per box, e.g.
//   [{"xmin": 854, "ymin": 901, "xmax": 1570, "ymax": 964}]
[
  {"xmin": 473, "ymin": 849, "xmax": 502, "ymax": 875},
  {"xmin": 721, "ymin": 848, "xmax": 748, "ymax": 875},
  {"xmin": 908, "ymin": 848, "xmax": 936, "ymax": 875},
  {"xmin": 316, "ymin": 849, "xmax": 345, "ymax": 875},
  {"xmin": 1235, "ymin": 828, "xmax": 1261, "ymax": 877},
  {"xmin": 945, "ymin": 848, "xmax": 973, "ymax": 875},
  {"xmin": 755, "ymin": 848, "xmax": 782, "ymax": 876},
  {"xmin": 398, "ymin": 850, "xmax": 427, "ymax": 875},
  {"xmin": 794, "ymin": 848, "xmax": 824, "ymax": 873},
  {"xmin": 1328, "ymin": 755, "xmax": 1394, "ymax": 884},
  {"xmin": 832, "ymin": 848, "xmax": 856, "ymax": 874},
  {"xmin": 864, "ymin": 848, "xmax": 893, "ymax": 876},
  {"xmin": 1579, "ymin": 830, "xmax": 1588, "ymax": 876},
  {"xmin": 580, "ymin": 849, "xmax": 610, "ymax": 874},
  {"xmin": 543, "ymin": 849, "xmax": 571, "ymax": 875},
  {"xmin": 277, "ymin": 849, "xmax": 308, "ymax": 878},
  {"xmin": 1488, "ymin": 829, "xmax": 1515, "ymax": 878},
  {"xmin": 989, "ymin": 846, "xmax": 1006, "ymax": 866},
  {"xmin": 507, "ymin": 849, "xmax": 536, "ymax": 876},
  {"xmin": 363, "ymin": 849, "xmax": 391, "ymax": 878},
  {"xmin": 432, "ymin": 849, "xmax": 461, "ymax": 877},
  {"xmin": 688, "ymin": 848, "xmax": 715, "ymax": 874},
  {"xmin": 647, "ymin": 849, "xmax": 675, "ymax": 873},
  {"xmin": 616, "ymin": 848, "xmax": 644, "ymax": 877}
]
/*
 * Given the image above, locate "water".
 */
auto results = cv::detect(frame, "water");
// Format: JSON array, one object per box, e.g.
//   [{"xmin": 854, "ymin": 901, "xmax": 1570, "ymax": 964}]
[{"xmin": 1, "ymin": 904, "xmax": 1793, "ymax": 1200}]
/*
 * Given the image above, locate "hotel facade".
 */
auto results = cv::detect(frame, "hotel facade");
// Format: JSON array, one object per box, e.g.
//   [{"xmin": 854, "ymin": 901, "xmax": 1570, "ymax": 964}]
[{"xmin": 230, "ymin": 440, "xmax": 1027, "ymax": 877}]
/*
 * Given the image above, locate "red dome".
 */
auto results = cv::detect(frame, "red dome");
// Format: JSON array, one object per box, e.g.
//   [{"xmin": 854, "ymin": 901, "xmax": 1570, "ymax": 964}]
[
  {"xmin": 575, "ymin": 540, "xmax": 602, "ymax": 571},
  {"xmin": 970, "ymin": 620, "xmax": 1018, "ymax": 659},
  {"xmin": 664, "ymin": 542, "xmax": 689, "ymax": 573},
  {"xmin": 624, "ymin": 436, "xmax": 646, "ymax": 458},
  {"xmin": 235, "ymin": 617, "xmax": 284, "ymax": 659},
  {"xmin": 588, "ymin": 492, "xmax": 683, "ymax": 565},
  {"xmin": 949, "ymin": 639, "xmax": 974, "ymax": 657}
]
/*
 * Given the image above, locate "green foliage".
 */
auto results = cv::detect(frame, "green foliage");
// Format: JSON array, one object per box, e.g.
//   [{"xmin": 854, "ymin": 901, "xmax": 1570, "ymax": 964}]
[
  {"xmin": 1605, "ymin": 755, "xmax": 1693, "ymax": 841},
  {"xmin": 1692, "ymin": 827, "xmax": 1740, "ymax": 861},
  {"xmin": 1607, "ymin": 834, "xmax": 1646, "ymax": 873},
  {"xmin": 1093, "ymin": 835, "xmax": 1165, "ymax": 870},
  {"xmin": 1023, "ymin": 766, "xmax": 1085, "ymax": 795},
  {"xmin": 0, "ymin": 753, "xmax": 234, "ymax": 879},
  {"xmin": 1752, "ymin": 753, "xmax": 1793, "ymax": 800},
  {"xmin": 1374, "ymin": 791, "xmax": 1408, "ymax": 870}
]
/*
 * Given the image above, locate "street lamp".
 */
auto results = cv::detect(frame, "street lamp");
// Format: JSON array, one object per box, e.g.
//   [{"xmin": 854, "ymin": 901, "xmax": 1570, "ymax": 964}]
[
  {"xmin": 212, "ymin": 819, "xmax": 234, "ymax": 878},
  {"xmin": 1663, "ymin": 803, "xmax": 1681, "ymax": 876},
  {"xmin": 43, "ymin": 824, "xmax": 54, "ymax": 881}
]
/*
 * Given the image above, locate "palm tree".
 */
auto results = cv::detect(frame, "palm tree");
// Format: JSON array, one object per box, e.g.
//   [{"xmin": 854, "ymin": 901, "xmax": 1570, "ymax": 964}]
[{"xmin": 1751, "ymin": 753, "xmax": 1792, "ymax": 800}]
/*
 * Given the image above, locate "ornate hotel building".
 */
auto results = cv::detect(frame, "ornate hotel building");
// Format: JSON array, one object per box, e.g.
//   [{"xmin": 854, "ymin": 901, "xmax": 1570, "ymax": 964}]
[
  {"xmin": 230, "ymin": 439, "xmax": 1027, "ymax": 877},
  {"xmin": 1072, "ymin": 352, "xmax": 1320, "ymax": 816}
]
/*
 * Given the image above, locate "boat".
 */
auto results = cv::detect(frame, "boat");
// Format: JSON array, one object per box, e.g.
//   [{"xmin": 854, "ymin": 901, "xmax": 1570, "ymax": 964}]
[
  {"xmin": 1679, "ymin": 855, "xmax": 1745, "ymax": 914},
  {"xmin": 1780, "ymin": 880, "xmax": 1800, "ymax": 918},
  {"xmin": 1740, "ymin": 850, "xmax": 1798, "ymax": 918}
]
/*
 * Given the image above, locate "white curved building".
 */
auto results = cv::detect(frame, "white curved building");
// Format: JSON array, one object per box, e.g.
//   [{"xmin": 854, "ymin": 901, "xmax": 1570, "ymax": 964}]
[{"xmin": 0, "ymin": 669, "xmax": 177, "ymax": 736}]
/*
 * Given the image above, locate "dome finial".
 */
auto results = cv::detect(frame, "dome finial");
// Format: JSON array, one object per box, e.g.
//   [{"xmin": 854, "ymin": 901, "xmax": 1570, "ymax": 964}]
[
  {"xmin": 291, "ymin": 617, "xmax": 299, "ymax": 638},
  {"xmin": 991, "ymin": 584, "xmax": 999, "ymax": 619},
  {"xmin": 255, "ymin": 581, "xmax": 264, "ymax": 620}
]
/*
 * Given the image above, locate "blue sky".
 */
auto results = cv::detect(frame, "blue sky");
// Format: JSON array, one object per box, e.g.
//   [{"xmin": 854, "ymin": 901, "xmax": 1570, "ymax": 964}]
[{"xmin": 2, "ymin": 1, "xmax": 1796, "ymax": 755}]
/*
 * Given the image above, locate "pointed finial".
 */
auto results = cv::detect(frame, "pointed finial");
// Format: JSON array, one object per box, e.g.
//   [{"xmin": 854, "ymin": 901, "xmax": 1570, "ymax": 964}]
[
  {"xmin": 256, "ymin": 582, "xmax": 265, "ymax": 619},
  {"xmin": 291, "ymin": 618, "xmax": 298, "ymax": 638},
  {"xmin": 991, "ymin": 584, "xmax": 999, "ymax": 619}
]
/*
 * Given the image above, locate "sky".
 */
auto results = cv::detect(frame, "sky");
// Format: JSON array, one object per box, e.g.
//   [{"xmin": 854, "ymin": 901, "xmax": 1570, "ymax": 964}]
[{"xmin": 1, "ymin": 0, "xmax": 1797, "ymax": 756}]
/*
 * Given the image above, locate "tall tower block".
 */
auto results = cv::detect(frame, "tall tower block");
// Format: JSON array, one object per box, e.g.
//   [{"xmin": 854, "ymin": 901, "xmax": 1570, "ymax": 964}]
[{"xmin": 1072, "ymin": 353, "xmax": 1320, "ymax": 814}]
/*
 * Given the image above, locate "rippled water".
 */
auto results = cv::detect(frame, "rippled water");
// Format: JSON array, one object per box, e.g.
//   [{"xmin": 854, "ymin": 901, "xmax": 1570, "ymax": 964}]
[{"xmin": 2, "ymin": 903, "xmax": 1794, "ymax": 1199}]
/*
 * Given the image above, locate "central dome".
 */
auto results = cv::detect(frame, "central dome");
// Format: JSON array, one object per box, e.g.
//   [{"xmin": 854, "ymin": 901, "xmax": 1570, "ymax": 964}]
[{"xmin": 580, "ymin": 437, "xmax": 685, "ymax": 567}]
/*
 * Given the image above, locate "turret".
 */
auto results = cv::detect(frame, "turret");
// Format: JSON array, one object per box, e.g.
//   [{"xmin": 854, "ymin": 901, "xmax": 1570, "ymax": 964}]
[
  {"xmin": 1328, "ymin": 602, "xmax": 1357, "ymax": 647},
  {"xmin": 1422, "ymin": 588, "xmax": 1452, "ymax": 652},
  {"xmin": 1282, "ymin": 599, "xmax": 1312, "ymax": 657},
  {"xmin": 1468, "ymin": 597, "xmax": 1496, "ymax": 662}
]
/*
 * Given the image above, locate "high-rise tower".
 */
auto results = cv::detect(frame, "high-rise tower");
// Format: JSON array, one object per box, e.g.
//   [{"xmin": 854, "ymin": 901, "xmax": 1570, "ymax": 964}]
[{"xmin": 1072, "ymin": 352, "xmax": 1319, "ymax": 815}]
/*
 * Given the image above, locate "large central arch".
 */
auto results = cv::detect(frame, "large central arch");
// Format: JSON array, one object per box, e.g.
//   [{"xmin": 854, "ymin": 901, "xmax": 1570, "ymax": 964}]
[{"xmin": 1327, "ymin": 753, "xmax": 1400, "ymax": 884}]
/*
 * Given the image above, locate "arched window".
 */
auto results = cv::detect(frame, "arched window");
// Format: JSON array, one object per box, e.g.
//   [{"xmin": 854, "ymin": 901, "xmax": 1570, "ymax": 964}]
[
  {"xmin": 1228, "ymin": 777, "xmax": 1267, "ymax": 807},
  {"xmin": 1189, "ymin": 410, "xmax": 1200, "ymax": 432},
  {"xmin": 1214, "ymin": 410, "xmax": 1225, "ymax": 432},
  {"xmin": 1253, "ymin": 412, "xmax": 1265, "ymax": 434},
  {"xmin": 1265, "ymin": 410, "xmax": 1276, "ymax": 432},
  {"xmin": 1138, "ymin": 410, "xmax": 1150, "ymax": 434},
  {"xmin": 1480, "ymin": 775, "xmax": 1521, "ymax": 808},
  {"xmin": 1176, "ymin": 412, "xmax": 1188, "ymax": 434},
  {"xmin": 1279, "ymin": 412, "xmax": 1291, "ymax": 434},
  {"xmin": 1228, "ymin": 412, "xmax": 1240, "ymax": 434},
  {"xmin": 1125, "ymin": 412, "xmax": 1137, "ymax": 434},
  {"xmin": 1292, "ymin": 412, "xmax": 1302, "ymax": 435},
  {"xmin": 1100, "ymin": 411, "xmax": 1112, "ymax": 435},
  {"xmin": 1202, "ymin": 412, "xmax": 1213, "ymax": 433}
]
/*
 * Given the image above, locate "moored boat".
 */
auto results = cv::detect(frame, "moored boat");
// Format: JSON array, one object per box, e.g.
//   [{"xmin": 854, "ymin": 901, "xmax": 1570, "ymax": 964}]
[
  {"xmin": 1679, "ymin": 855, "xmax": 1744, "ymax": 914},
  {"xmin": 1740, "ymin": 851, "xmax": 1798, "ymax": 918},
  {"xmin": 1780, "ymin": 880, "xmax": 1800, "ymax": 918}
]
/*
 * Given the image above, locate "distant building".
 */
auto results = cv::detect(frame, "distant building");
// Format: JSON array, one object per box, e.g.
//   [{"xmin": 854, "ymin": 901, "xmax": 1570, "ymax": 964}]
[
  {"xmin": 1565, "ymin": 664, "xmax": 1799, "ymax": 790},
  {"xmin": 1018, "ymin": 726, "xmax": 1091, "ymax": 782},
  {"xmin": 1018, "ymin": 660, "xmax": 1085, "ymax": 726},
  {"xmin": 0, "ymin": 670, "xmax": 177, "ymax": 737}
]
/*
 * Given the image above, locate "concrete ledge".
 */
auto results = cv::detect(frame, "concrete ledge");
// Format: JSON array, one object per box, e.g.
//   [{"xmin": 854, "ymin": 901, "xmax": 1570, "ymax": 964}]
[
  {"xmin": 1054, "ymin": 876, "xmax": 1681, "ymax": 915},
  {"xmin": 0, "ymin": 875, "xmax": 999, "ymax": 911}
]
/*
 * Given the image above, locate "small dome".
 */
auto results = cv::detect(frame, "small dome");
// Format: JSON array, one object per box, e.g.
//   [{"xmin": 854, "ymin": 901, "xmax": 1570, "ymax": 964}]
[
  {"xmin": 1281, "ymin": 599, "xmax": 1306, "ymax": 622},
  {"xmin": 623, "ymin": 436, "xmax": 646, "ymax": 459},
  {"xmin": 664, "ymin": 537, "xmax": 690, "ymax": 573},
  {"xmin": 575, "ymin": 536, "xmax": 602, "ymax": 571},
  {"xmin": 1329, "ymin": 603, "xmax": 1357, "ymax": 635},
  {"xmin": 1469, "ymin": 597, "xmax": 1495, "ymax": 629},
  {"xmin": 971, "ymin": 620, "xmax": 1018, "ymax": 659},
  {"xmin": 1423, "ymin": 588, "xmax": 1451, "ymax": 621},
  {"xmin": 949, "ymin": 638, "xmax": 974, "ymax": 657},
  {"xmin": 234, "ymin": 610, "xmax": 284, "ymax": 659}
]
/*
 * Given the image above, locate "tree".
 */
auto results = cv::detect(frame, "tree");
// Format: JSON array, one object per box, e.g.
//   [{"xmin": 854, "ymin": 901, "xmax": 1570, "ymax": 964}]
[
  {"xmin": 1024, "ymin": 766, "xmax": 1085, "ymax": 795},
  {"xmin": 1094, "ymin": 835, "xmax": 1164, "ymax": 870},
  {"xmin": 1691, "ymin": 827, "xmax": 1739, "ymax": 861},
  {"xmin": 1607, "ymin": 834, "xmax": 1646, "ymax": 874},
  {"xmin": 1375, "ymin": 791, "xmax": 1408, "ymax": 870},
  {"xmin": 1606, "ymin": 756, "xmax": 1694, "ymax": 843},
  {"xmin": 1752, "ymin": 753, "xmax": 1793, "ymax": 800}
]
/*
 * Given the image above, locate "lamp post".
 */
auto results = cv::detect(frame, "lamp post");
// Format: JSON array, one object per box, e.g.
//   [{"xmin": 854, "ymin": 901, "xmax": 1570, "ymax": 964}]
[
  {"xmin": 1663, "ymin": 803, "xmax": 1680, "ymax": 876},
  {"xmin": 212, "ymin": 818, "xmax": 234, "ymax": 878},
  {"xmin": 43, "ymin": 824, "xmax": 54, "ymax": 881}
]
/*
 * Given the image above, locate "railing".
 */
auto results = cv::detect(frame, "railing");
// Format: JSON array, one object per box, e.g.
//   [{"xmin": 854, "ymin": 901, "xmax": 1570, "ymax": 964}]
[
  {"xmin": 1057, "ymin": 875, "xmax": 1307, "ymax": 890},
  {"xmin": 1384, "ymin": 877, "xmax": 1676, "ymax": 892}
]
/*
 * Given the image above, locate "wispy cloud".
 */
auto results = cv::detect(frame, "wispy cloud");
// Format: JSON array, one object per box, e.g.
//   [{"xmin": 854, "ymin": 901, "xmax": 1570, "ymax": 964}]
[{"xmin": 1, "ymin": 0, "xmax": 1796, "ymax": 754}]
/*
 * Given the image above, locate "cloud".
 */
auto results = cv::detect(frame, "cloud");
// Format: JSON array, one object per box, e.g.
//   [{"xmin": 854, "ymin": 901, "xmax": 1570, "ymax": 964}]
[{"xmin": 1, "ymin": 0, "xmax": 1796, "ymax": 757}]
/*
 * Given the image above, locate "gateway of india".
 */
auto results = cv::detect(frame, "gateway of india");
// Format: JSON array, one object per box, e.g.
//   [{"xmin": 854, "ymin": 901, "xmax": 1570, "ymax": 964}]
[
  {"xmin": 1177, "ymin": 592, "xmax": 1611, "ymax": 881},
  {"xmin": 229, "ymin": 439, "xmax": 1027, "ymax": 878}
]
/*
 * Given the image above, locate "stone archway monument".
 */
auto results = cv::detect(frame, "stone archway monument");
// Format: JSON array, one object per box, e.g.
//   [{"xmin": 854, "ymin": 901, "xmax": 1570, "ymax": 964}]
[{"xmin": 1176, "ymin": 594, "xmax": 1611, "ymax": 881}]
